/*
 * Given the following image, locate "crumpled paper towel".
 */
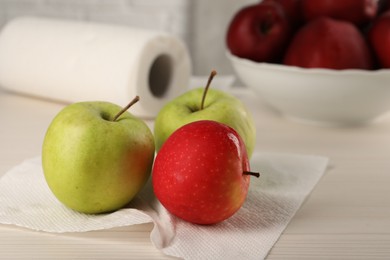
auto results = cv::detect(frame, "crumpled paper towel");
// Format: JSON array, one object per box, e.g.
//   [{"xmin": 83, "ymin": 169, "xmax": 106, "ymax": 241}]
[{"xmin": 0, "ymin": 152, "xmax": 328, "ymax": 260}]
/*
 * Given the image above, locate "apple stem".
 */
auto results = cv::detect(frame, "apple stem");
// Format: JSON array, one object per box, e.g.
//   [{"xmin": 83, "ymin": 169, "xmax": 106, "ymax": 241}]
[
  {"xmin": 200, "ymin": 70, "xmax": 217, "ymax": 110},
  {"xmin": 112, "ymin": 96, "xmax": 140, "ymax": 122},
  {"xmin": 243, "ymin": 171, "xmax": 260, "ymax": 178}
]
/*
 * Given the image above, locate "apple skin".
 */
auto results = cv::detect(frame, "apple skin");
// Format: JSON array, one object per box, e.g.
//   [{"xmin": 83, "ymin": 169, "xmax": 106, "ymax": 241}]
[
  {"xmin": 153, "ymin": 88, "xmax": 256, "ymax": 158},
  {"xmin": 368, "ymin": 10, "xmax": 390, "ymax": 68},
  {"xmin": 263, "ymin": 0, "xmax": 303, "ymax": 29},
  {"xmin": 226, "ymin": 2, "xmax": 291, "ymax": 63},
  {"xmin": 42, "ymin": 101, "xmax": 155, "ymax": 214},
  {"xmin": 301, "ymin": 0, "xmax": 378, "ymax": 26},
  {"xmin": 283, "ymin": 17, "xmax": 374, "ymax": 70},
  {"xmin": 152, "ymin": 120, "xmax": 252, "ymax": 225}
]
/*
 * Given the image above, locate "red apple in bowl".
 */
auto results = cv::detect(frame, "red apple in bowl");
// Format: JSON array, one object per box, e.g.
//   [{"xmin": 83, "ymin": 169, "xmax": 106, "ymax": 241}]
[
  {"xmin": 283, "ymin": 17, "xmax": 374, "ymax": 70},
  {"xmin": 301, "ymin": 0, "xmax": 378, "ymax": 26},
  {"xmin": 152, "ymin": 120, "xmax": 259, "ymax": 225},
  {"xmin": 369, "ymin": 10, "xmax": 390, "ymax": 68},
  {"xmin": 226, "ymin": 2, "xmax": 291, "ymax": 63}
]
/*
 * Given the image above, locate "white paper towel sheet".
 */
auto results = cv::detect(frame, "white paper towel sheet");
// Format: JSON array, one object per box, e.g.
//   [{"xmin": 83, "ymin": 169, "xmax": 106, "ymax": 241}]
[
  {"xmin": 0, "ymin": 17, "xmax": 191, "ymax": 118},
  {"xmin": 0, "ymin": 152, "xmax": 328, "ymax": 260}
]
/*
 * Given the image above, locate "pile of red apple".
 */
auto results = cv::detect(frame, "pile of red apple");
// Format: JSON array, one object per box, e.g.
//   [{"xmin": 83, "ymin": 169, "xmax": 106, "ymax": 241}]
[{"xmin": 227, "ymin": 0, "xmax": 390, "ymax": 70}]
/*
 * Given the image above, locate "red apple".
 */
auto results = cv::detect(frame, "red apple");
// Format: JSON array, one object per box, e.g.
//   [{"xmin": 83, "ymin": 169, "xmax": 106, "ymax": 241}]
[
  {"xmin": 152, "ymin": 120, "xmax": 259, "ymax": 225},
  {"xmin": 302, "ymin": 0, "xmax": 378, "ymax": 26},
  {"xmin": 226, "ymin": 2, "xmax": 291, "ymax": 63},
  {"xmin": 283, "ymin": 17, "xmax": 374, "ymax": 70},
  {"xmin": 263, "ymin": 0, "xmax": 303, "ymax": 29},
  {"xmin": 368, "ymin": 10, "xmax": 390, "ymax": 68}
]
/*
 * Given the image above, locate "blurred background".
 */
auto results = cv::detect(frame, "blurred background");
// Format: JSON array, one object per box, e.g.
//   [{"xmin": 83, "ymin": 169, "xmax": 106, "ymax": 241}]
[{"xmin": 0, "ymin": 0, "xmax": 258, "ymax": 76}]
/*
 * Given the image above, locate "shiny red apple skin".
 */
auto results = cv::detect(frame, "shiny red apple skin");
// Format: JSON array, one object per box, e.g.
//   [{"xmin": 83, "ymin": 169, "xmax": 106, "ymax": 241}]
[
  {"xmin": 226, "ymin": 2, "xmax": 291, "ymax": 63},
  {"xmin": 301, "ymin": 0, "xmax": 378, "ymax": 26},
  {"xmin": 369, "ymin": 11, "xmax": 390, "ymax": 68},
  {"xmin": 152, "ymin": 120, "xmax": 251, "ymax": 225},
  {"xmin": 283, "ymin": 17, "xmax": 374, "ymax": 70}
]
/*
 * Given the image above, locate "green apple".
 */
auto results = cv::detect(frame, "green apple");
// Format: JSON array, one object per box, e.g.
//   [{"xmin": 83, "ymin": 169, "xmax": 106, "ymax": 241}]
[
  {"xmin": 42, "ymin": 97, "xmax": 155, "ymax": 214},
  {"xmin": 154, "ymin": 71, "xmax": 256, "ymax": 157}
]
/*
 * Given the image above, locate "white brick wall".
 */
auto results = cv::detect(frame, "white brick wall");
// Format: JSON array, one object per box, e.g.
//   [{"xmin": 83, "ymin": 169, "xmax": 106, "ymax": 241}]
[{"xmin": 0, "ymin": 0, "xmax": 257, "ymax": 76}]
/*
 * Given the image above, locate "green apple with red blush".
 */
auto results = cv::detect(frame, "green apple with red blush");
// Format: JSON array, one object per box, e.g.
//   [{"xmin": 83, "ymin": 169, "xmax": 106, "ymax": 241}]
[
  {"xmin": 153, "ymin": 70, "xmax": 256, "ymax": 158},
  {"xmin": 42, "ymin": 96, "xmax": 155, "ymax": 214}
]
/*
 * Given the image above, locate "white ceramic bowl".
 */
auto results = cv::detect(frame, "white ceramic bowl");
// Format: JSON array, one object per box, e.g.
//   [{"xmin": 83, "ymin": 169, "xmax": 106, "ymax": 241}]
[{"xmin": 228, "ymin": 52, "xmax": 390, "ymax": 126}]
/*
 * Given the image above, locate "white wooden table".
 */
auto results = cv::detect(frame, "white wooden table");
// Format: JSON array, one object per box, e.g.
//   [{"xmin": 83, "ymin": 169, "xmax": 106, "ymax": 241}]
[{"xmin": 1, "ymin": 87, "xmax": 390, "ymax": 259}]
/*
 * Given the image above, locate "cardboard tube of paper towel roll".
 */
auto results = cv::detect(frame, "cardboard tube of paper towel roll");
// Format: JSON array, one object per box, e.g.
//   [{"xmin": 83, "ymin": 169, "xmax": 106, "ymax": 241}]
[{"xmin": 0, "ymin": 16, "xmax": 191, "ymax": 118}]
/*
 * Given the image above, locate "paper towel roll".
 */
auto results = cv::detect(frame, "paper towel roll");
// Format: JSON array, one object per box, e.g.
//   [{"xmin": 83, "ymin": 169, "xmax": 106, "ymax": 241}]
[{"xmin": 0, "ymin": 17, "xmax": 191, "ymax": 118}]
